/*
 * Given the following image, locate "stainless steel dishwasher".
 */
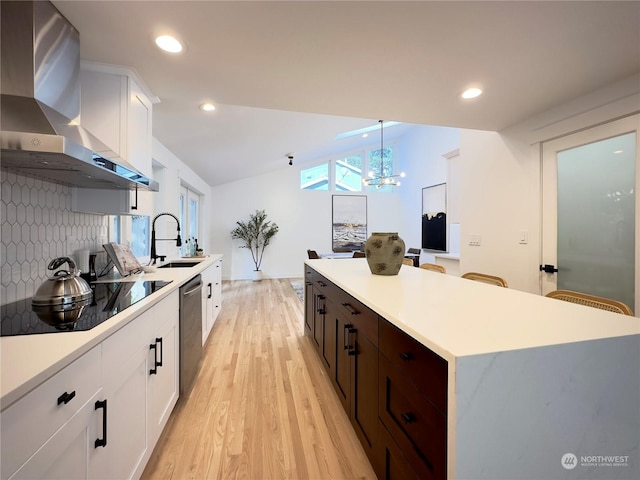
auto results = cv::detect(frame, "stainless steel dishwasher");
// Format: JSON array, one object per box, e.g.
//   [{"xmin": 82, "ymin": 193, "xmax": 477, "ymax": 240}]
[{"xmin": 179, "ymin": 274, "xmax": 203, "ymax": 396}]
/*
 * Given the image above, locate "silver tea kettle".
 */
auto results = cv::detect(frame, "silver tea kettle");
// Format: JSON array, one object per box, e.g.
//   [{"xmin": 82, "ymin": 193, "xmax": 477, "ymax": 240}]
[{"xmin": 32, "ymin": 257, "xmax": 93, "ymax": 307}]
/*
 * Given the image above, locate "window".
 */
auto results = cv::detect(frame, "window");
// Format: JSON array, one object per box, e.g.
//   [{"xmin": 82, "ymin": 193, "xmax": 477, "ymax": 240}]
[
  {"xmin": 180, "ymin": 185, "xmax": 200, "ymax": 254},
  {"xmin": 107, "ymin": 215, "xmax": 150, "ymax": 265},
  {"xmin": 300, "ymin": 163, "xmax": 329, "ymax": 190},
  {"xmin": 367, "ymin": 145, "xmax": 394, "ymax": 193},
  {"xmin": 300, "ymin": 143, "xmax": 397, "ymax": 192},
  {"xmin": 130, "ymin": 216, "xmax": 150, "ymax": 259},
  {"xmin": 335, "ymin": 155, "xmax": 362, "ymax": 191}
]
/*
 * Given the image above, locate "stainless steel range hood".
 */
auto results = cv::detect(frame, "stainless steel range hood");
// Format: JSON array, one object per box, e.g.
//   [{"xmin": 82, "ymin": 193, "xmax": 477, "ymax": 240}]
[{"xmin": 0, "ymin": 1, "xmax": 158, "ymax": 192}]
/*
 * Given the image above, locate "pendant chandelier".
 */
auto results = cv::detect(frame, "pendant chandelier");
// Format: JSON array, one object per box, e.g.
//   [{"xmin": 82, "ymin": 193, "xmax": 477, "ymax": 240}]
[{"xmin": 363, "ymin": 120, "xmax": 405, "ymax": 188}]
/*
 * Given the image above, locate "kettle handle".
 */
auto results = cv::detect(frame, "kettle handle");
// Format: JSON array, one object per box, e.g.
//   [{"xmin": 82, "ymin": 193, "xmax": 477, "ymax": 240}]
[{"xmin": 48, "ymin": 257, "xmax": 78, "ymax": 275}]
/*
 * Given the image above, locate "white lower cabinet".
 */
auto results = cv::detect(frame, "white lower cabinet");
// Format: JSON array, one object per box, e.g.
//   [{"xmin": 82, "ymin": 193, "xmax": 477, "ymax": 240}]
[
  {"xmin": 201, "ymin": 258, "xmax": 222, "ymax": 345},
  {"xmin": 97, "ymin": 309, "xmax": 151, "ymax": 480},
  {"xmin": 10, "ymin": 390, "xmax": 103, "ymax": 480},
  {"xmin": 147, "ymin": 293, "xmax": 179, "ymax": 446},
  {"xmin": 0, "ymin": 290, "xmax": 180, "ymax": 480}
]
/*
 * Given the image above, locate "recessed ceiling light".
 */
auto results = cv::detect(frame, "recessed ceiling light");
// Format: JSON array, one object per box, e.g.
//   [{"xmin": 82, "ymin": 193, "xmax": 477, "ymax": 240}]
[
  {"xmin": 461, "ymin": 87, "xmax": 483, "ymax": 99},
  {"xmin": 200, "ymin": 103, "xmax": 215, "ymax": 112},
  {"xmin": 362, "ymin": 133, "xmax": 368, "ymax": 138},
  {"xmin": 613, "ymin": 150, "xmax": 623, "ymax": 154},
  {"xmin": 155, "ymin": 35, "xmax": 183, "ymax": 53}
]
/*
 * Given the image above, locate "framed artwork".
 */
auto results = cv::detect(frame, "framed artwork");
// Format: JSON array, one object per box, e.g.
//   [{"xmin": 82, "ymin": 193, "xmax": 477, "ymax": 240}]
[
  {"xmin": 332, "ymin": 195, "xmax": 367, "ymax": 252},
  {"xmin": 422, "ymin": 183, "xmax": 447, "ymax": 252}
]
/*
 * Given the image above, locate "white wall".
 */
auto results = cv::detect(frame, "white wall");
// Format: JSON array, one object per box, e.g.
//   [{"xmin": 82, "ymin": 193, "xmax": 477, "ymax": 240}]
[
  {"xmin": 208, "ymin": 125, "xmax": 460, "ymax": 280},
  {"xmin": 152, "ymin": 138, "xmax": 212, "ymax": 260},
  {"xmin": 459, "ymin": 74, "xmax": 640, "ymax": 294}
]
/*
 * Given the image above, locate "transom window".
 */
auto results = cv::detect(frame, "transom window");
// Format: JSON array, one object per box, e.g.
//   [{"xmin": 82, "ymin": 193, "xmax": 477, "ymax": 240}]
[{"xmin": 300, "ymin": 145, "xmax": 397, "ymax": 192}]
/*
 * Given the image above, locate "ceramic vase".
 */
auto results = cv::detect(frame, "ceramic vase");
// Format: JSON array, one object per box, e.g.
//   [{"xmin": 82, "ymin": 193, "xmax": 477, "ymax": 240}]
[
  {"xmin": 365, "ymin": 232, "xmax": 405, "ymax": 275},
  {"xmin": 251, "ymin": 270, "xmax": 263, "ymax": 282}
]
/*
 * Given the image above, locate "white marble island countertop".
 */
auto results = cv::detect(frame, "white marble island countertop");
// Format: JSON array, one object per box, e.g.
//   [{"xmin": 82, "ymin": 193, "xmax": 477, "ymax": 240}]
[
  {"xmin": 305, "ymin": 259, "xmax": 640, "ymax": 361},
  {"xmin": 307, "ymin": 259, "xmax": 640, "ymax": 479},
  {"xmin": 1, "ymin": 255, "xmax": 222, "ymax": 409}
]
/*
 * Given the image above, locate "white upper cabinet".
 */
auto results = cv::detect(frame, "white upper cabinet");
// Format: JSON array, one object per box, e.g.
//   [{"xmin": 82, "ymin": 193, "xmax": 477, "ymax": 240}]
[{"xmin": 80, "ymin": 62, "xmax": 155, "ymax": 178}]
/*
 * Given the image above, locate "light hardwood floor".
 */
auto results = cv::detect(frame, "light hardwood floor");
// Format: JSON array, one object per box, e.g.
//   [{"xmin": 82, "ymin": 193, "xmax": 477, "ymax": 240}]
[{"xmin": 142, "ymin": 279, "xmax": 377, "ymax": 480}]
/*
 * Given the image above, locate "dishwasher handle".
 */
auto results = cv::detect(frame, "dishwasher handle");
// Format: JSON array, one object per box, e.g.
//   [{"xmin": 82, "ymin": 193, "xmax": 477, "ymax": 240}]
[{"xmin": 183, "ymin": 282, "xmax": 202, "ymax": 296}]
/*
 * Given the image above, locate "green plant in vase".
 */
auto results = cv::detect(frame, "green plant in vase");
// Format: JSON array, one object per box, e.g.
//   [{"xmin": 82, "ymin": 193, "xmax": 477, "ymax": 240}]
[{"xmin": 230, "ymin": 209, "xmax": 279, "ymax": 280}]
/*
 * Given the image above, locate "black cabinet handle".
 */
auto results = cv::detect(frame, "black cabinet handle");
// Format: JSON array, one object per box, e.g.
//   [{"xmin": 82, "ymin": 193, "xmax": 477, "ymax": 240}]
[
  {"xmin": 94, "ymin": 399, "xmax": 107, "ymax": 448},
  {"xmin": 344, "ymin": 324, "xmax": 356, "ymax": 355},
  {"xmin": 342, "ymin": 303, "xmax": 359, "ymax": 315},
  {"xmin": 131, "ymin": 185, "xmax": 138, "ymax": 211},
  {"xmin": 149, "ymin": 337, "xmax": 163, "ymax": 374},
  {"xmin": 317, "ymin": 281, "xmax": 326, "ymax": 287},
  {"xmin": 399, "ymin": 352, "xmax": 414, "ymax": 361},
  {"xmin": 317, "ymin": 295, "xmax": 326, "ymax": 314},
  {"xmin": 57, "ymin": 390, "xmax": 76, "ymax": 405},
  {"xmin": 343, "ymin": 323, "xmax": 352, "ymax": 350},
  {"xmin": 156, "ymin": 337, "xmax": 163, "ymax": 367},
  {"xmin": 149, "ymin": 343, "xmax": 158, "ymax": 375},
  {"xmin": 208, "ymin": 282, "xmax": 212, "ymax": 299},
  {"xmin": 401, "ymin": 412, "xmax": 416, "ymax": 424}
]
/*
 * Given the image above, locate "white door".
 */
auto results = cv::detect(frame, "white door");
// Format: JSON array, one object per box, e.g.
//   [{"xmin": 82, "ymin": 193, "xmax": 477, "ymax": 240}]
[{"xmin": 541, "ymin": 114, "xmax": 639, "ymax": 312}]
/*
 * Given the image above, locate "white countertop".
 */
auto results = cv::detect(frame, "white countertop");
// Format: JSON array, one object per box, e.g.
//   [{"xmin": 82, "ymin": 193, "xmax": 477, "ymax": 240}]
[
  {"xmin": 1, "ymin": 255, "xmax": 222, "ymax": 410},
  {"xmin": 306, "ymin": 259, "xmax": 640, "ymax": 361}
]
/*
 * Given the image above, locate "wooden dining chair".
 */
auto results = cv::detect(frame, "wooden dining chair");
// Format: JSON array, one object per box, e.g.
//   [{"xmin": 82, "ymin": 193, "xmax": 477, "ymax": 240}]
[
  {"xmin": 419, "ymin": 263, "xmax": 446, "ymax": 274},
  {"xmin": 461, "ymin": 272, "xmax": 508, "ymax": 287},
  {"xmin": 546, "ymin": 290, "xmax": 634, "ymax": 316},
  {"xmin": 402, "ymin": 258, "xmax": 415, "ymax": 266},
  {"xmin": 307, "ymin": 249, "xmax": 320, "ymax": 259}
]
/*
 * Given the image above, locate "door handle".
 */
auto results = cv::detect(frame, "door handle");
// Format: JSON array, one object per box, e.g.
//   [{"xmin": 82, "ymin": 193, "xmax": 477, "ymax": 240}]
[{"xmin": 539, "ymin": 264, "xmax": 558, "ymax": 273}]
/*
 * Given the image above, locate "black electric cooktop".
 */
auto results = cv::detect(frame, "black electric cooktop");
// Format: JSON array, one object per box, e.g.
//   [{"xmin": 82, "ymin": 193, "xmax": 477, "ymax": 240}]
[{"xmin": 1, "ymin": 280, "xmax": 171, "ymax": 337}]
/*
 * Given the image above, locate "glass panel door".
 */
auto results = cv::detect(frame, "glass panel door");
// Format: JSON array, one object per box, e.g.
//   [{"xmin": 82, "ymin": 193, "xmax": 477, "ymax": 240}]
[{"xmin": 541, "ymin": 115, "xmax": 638, "ymax": 312}]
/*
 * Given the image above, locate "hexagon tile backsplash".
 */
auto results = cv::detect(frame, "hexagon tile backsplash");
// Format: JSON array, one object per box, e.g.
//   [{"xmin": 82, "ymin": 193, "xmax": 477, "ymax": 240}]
[{"xmin": 1, "ymin": 170, "xmax": 109, "ymax": 305}]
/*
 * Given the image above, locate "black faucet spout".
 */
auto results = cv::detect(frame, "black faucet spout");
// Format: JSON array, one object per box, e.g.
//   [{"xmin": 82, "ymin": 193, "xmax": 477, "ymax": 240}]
[{"xmin": 150, "ymin": 213, "xmax": 182, "ymax": 264}]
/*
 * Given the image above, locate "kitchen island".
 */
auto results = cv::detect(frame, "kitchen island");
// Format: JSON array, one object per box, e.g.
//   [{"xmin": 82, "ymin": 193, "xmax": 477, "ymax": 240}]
[{"xmin": 305, "ymin": 259, "xmax": 639, "ymax": 480}]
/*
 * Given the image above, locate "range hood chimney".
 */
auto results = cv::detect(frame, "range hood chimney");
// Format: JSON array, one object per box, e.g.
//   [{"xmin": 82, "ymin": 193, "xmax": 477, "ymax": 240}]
[{"xmin": 0, "ymin": 0, "xmax": 158, "ymax": 192}]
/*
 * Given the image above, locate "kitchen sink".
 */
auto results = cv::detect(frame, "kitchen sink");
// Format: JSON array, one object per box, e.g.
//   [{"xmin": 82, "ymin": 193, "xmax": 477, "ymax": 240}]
[{"xmin": 158, "ymin": 261, "xmax": 201, "ymax": 269}]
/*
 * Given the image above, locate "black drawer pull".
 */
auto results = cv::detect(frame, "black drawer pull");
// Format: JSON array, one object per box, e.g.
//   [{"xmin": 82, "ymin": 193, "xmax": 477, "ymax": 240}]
[
  {"xmin": 401, "ymin": 412, "xmax": 416, "ymax": 424},
  {"xmin": 342, "ymin": 303, "xmax": 360, "ymax": 315},
  {"xmin": 57, "ymin": 390, "xmax": 76, "ymax": 405},
  {"xmin": 94, "ymin": 399, "xmax": 108, "ymax": 448},
  {"xmin": 317, "ymin": 281, "xmax": 326, "ymax": 287},
  {"xmin": 399, "ymin": 352, "xmax": 414, "ymax": 361},
  {"xmin": 208, "ymin": 282, "xmax": 212, "ymax": 299}
]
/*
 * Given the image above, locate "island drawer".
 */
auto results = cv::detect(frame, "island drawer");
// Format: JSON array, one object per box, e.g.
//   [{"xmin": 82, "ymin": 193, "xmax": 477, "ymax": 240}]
[
  {"xmin": 379, "ymin": 318, "xmax": 447, "ymax": 414},
  {"xmin": 377, "ymin": 420, "xmax": 433, "ymax": 480},
  {"xmin": 379, "ymin": 355, "xmax": 446, "ymax": 479},
  {"xmin": 333, "ymin": 287, "xmax": 378, "ymax": 345},
  {"xmin": 1, "ymin": 345, "xmax": 102, "ymax": 478}
]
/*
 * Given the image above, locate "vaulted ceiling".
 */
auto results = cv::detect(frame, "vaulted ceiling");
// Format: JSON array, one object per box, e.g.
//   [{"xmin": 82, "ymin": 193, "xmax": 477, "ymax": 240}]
[{"xmin": 53, "ymin": 1, "xmax": 640, "ymax": 186}]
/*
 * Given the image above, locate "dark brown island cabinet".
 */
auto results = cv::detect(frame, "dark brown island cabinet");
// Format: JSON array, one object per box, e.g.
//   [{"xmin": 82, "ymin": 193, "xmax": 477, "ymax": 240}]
[{"xmin": 304, "ymin": 265, "xmax": 447, "ymax": 480}]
